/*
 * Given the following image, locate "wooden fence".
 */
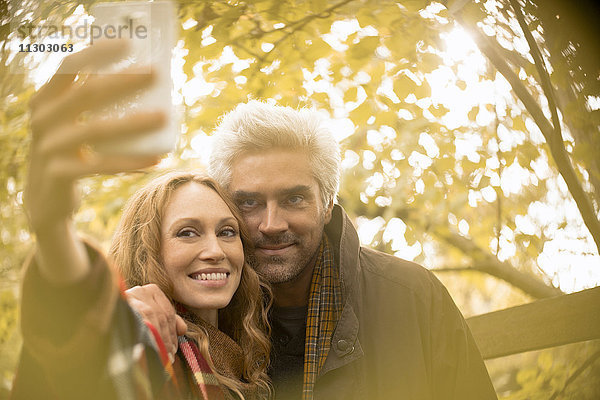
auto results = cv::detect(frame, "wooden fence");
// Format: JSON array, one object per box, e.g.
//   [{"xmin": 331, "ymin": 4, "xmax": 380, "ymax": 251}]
[{"xmin": 466, "ymin": 286, "xmax": 600, "ymax": 360}]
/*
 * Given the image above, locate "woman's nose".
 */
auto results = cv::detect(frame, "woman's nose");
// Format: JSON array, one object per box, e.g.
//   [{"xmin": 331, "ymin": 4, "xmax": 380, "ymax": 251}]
[{"xmin": 197, "ymin": 235, "xmax": 226, "ymax": 262}]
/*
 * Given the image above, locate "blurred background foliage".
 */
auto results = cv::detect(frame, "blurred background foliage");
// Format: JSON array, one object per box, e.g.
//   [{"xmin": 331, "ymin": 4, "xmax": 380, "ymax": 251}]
[{"xmin": 1, "ymin": 0, "xmax": 599, "ymax": 398}]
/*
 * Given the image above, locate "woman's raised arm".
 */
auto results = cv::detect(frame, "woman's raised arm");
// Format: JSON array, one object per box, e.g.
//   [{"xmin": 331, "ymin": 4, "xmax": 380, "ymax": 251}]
[{"xmin": 25, "ymin": 40, "xmax": 165, "ymax": 284}]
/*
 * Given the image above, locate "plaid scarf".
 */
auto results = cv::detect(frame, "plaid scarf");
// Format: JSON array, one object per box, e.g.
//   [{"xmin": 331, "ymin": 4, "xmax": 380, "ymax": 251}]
[
  {"xmin": 174, "ymin": 305, "xmax": 231, "ymax": 399},
  {"xmin": 302, "ymin": 236, "xmax": 343, "ymax": 400},
  {"xmin": 106, "ymin": 298, "xmax": 228, "ymax": 400},
  {"xmin": 178, "ymin": 336, "xmax": 226, "ymax": 400}
]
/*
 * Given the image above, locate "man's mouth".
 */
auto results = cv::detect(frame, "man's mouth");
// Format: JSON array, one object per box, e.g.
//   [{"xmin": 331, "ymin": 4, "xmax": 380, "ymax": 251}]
[{"xmin": 256, "ymin": 243, "xmax": 295, "ymax": 256}]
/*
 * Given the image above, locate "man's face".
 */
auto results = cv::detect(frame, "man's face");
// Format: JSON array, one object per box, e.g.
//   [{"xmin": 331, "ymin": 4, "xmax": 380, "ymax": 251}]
[{"xmin": 229, "ymin": 148, "xmax": 333, "ymax": 284}]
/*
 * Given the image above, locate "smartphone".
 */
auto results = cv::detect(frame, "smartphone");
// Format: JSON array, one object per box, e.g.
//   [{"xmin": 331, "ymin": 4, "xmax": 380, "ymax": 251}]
[{"xmin": 91, "ymin": 0, "xmax": 178, "ymax": 155}]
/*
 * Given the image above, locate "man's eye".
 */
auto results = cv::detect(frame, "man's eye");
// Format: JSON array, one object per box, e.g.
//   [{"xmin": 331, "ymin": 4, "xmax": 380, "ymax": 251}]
[
  {"xmin": 177, "ymin": 229, "xmax": 197, "ymax": 238},
  {"xmin": 218, "ymin": 227, "xmax": 238, "ymax": 238},
  {"xmin": 239, "ymin": 198, "xmax": 258, "ymax": 208},
  {"xmin": 288, "ymin": 195, "xmax": 304, "ymax": 204}
]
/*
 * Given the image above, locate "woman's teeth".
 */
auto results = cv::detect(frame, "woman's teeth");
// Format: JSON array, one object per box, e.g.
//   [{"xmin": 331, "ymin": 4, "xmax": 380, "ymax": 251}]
[{"xmin": 192, "ymin": 272, "xmax": 228, "ymax": 281}]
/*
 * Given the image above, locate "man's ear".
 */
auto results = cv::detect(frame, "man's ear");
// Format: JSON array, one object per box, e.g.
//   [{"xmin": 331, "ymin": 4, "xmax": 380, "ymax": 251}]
[{"xmin": 324, "ymin": 199, "xmax": 334, "ymax": 224}]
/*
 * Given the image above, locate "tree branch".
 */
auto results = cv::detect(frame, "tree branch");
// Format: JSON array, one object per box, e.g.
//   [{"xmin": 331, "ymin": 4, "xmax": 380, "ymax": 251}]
[
  {"xmin": 494, "ymin": 105, "xmax": 503, "ymax": 256},
  {"xmin": 554, "ymin": 84, "xmax": 600, "ymax": 209},
  {"xmin": 433, "ymin": 227, "xmax": 563, "ymax": 298},
  {"xmin": 389, "ymin": 172, "xmax": 562, "ymax": 298},
  {"xmin": 230, "ymin": 0, "xmax": 356, "ymax": 96},
  {"xmin": 390, "ymin": 205, "xmax": 562, "ymax": 298},
  {"xmin": 509, "ymin": 0, "xmax": 562, "ymax": 143},
  {"xmin": 452, "ymin": 12, "xmax": 600, "ymax": 254},
  {"xmin": 430, "ymin": 267, "xmax": 476, "ymax": 273},
  {"xmin": 496, "ymin": 39, "xmax": 533, "ymax": 71}
]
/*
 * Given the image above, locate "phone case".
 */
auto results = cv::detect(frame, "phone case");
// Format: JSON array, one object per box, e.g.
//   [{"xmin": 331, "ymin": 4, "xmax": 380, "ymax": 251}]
[{"xmin": 91, "ymin": 0, "xmax": 177, "ymax": 155}]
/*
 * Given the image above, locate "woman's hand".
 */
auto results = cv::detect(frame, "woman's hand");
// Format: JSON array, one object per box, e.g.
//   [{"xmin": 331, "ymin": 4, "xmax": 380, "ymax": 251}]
[{"xmin": 26, "ymin": 40, "xmax": 166, "ymax": 284}]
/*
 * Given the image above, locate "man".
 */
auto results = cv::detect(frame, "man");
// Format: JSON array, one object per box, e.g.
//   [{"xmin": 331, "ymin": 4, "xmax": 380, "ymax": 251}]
[{"xmin": 205, "ymin": 100, "xmax": 497, "ymax": 399}]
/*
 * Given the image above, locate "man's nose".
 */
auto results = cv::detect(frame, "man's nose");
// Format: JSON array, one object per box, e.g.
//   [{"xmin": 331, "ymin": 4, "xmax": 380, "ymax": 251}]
[
  {"xmin": 258, "ymin": 203, "xmax": 288, "ymax": 235},
  {"xmin": 198, "ymin": 235, "xmax": 226, "ymax": 262}
]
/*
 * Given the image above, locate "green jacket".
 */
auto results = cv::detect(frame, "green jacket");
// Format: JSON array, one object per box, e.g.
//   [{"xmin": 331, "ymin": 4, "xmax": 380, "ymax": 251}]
[{"xmin": 314, "ymin": 205, "xmax": 497, "ymax": 399}]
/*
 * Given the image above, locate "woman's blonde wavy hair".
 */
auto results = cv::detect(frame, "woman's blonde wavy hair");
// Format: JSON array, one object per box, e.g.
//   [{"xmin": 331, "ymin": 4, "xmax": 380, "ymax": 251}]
[{"xmin": 108, "ymin": 171, "xmax": 272, "ymax": 399}]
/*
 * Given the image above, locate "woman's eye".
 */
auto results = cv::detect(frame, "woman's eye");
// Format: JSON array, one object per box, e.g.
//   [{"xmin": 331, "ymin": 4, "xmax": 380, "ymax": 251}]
[
  {"xmin": 177, "ymin": 229, "xmax": 197, "ymax": 238},
  {"xmin": 219, "ymin": 227, "xmax": 238, "ymax": 238}
]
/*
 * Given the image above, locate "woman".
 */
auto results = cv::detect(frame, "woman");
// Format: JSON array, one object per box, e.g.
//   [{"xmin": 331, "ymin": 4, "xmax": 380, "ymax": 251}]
[
  {"xmin": 110, "ymin": 171, "xmax": 272, "ymax": 399},
  {"xmin": 12, "ymin": 41, "xmax": 270, "ymax": 399}
]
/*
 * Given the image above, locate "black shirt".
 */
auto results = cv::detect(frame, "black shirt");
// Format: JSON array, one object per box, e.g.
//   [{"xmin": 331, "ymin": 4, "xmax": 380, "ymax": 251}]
[{"xmin": 269, "ymin": 305, "xmax": 308, "ymax": 400}]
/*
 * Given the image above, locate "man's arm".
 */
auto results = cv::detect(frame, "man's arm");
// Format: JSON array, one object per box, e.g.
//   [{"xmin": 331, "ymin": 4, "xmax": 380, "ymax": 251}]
[
  {"xmin": 125, "ymin": 284, "xmax": 188, "ymax": 363},
  {"xmin": 430, "ymin": 278, "xmax": 498, "ymax": 400}
]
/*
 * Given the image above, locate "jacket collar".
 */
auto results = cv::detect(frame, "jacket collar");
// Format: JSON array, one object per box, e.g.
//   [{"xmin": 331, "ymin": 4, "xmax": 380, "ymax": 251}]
[
  {"xmin": 320, "ymin": 204, "xmax": 364, "ymax": 376},
  {"xmin": 325, "ymin": 204, "xmax": 361, "ymax": 298}
]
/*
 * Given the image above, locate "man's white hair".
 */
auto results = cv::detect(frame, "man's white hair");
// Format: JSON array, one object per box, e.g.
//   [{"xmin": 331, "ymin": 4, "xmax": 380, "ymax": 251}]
[{"xmin": 208, "ymin": 100, "xmax": 341, "ymax": 207}]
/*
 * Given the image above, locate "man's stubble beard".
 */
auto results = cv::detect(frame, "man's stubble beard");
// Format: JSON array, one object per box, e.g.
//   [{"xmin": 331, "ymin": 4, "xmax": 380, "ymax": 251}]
[
  {"xmin": 249, "ymin": 253, "xmax": 307, "ymax": 284},
  {"xmin": 248, "ymin": 218, "xmax": 326, "ymax": 285}
]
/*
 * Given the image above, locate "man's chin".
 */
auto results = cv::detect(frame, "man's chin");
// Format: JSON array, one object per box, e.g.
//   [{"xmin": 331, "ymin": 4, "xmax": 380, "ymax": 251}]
[{"xmin": 254, "ymin": 260, "xmax": 304, "ymax": 284}]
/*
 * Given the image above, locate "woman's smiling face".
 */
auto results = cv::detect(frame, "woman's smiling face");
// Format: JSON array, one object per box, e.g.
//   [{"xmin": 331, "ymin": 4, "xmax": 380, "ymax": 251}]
[{"xmin": 160, "ymin": 182, "xmax": 244, "ymax": 324}]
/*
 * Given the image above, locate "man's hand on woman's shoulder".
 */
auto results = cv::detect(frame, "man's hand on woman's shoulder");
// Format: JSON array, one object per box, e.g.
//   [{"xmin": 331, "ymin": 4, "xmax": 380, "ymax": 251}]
[{"xmin": 125, "ymin": 283, "xmax": 187, "ymax": 363}]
